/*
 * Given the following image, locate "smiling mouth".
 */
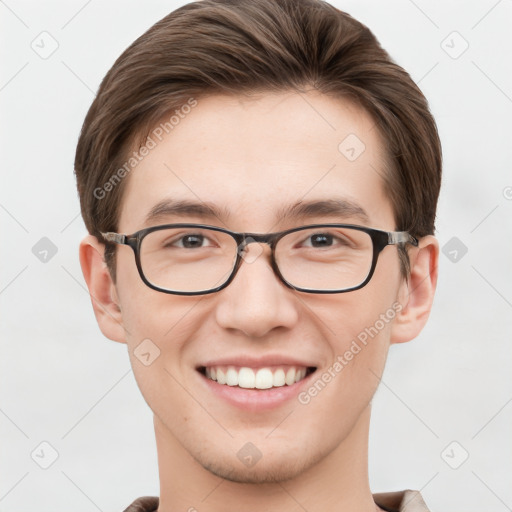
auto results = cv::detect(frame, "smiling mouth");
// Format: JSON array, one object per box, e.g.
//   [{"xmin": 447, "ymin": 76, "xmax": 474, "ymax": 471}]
[{"xmin": 198, "ymin": 365, "xmax": 317, "ymax": 390}]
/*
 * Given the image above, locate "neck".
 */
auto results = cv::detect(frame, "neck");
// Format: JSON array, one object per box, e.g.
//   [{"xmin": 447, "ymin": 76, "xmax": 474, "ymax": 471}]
[{"xmin": 155, "ymin": 405, "xmax": 379, "ymax": 512}]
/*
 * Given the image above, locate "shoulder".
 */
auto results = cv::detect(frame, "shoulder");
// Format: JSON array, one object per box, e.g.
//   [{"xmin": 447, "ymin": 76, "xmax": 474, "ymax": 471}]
[
  {"xmin": 373, "ymin": 490, "xmax": 431, "ymax": 512},
  {"xmin": 122, "ymin": 496, "xmax": 159, "ymax": 512},
  {"xmin": 123, "ymin": 491, "xmax": 431, "ymax": 512}
]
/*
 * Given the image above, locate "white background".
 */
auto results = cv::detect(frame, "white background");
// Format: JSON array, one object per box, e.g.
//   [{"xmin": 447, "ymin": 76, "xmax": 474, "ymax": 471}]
[{"xmin": 1, "ymin": 1, "xmax": 511, "ymax": 510}]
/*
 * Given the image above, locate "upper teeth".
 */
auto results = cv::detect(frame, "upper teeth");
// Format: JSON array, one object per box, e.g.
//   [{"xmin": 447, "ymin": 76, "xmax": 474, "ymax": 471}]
[{"xmin": 205, "ymin": 366, "xmax": 309, "ymax": 389}]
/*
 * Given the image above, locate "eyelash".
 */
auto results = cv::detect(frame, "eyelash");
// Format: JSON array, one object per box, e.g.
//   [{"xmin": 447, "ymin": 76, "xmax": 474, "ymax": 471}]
[{"xmin": 166, "ymin": 232, "xmax": 350, "ymax": 249}]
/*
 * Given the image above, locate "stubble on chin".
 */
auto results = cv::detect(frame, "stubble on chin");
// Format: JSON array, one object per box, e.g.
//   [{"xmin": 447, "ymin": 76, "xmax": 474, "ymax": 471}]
[{"xmin": 191, "ymin": 446, "xmax": 323, "ymax": 484}]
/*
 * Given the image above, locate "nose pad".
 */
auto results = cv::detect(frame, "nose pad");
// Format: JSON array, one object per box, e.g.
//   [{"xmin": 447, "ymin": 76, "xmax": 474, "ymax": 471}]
[
  {"xmin": 236, "ymin": 237, "xmax": 265, "ymax": 265},
  {"xmin": 215, "ymin": 237, "xmax": 299, "ymax": 336}
]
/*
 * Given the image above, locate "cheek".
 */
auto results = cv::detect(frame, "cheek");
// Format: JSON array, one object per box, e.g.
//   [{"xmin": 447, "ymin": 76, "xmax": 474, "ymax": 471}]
[
  {"xmin": 128, "ymin": 353, "xmax": 202, "ymax": 443},
  {"xmin": 321, "ymin": 263, "xmax": 402, "ymax": 357},
  {"xmin": 115, "ymin": 248, "xmax": 195, "ymax": 339},
  {"xmin": 298, "ymin": 305, "xmax": 397, "ymax": 438},
  {"xmin": 114, "ymin": 256, "xmax": 204, "ymax": 401},
  {"xmin": 120, "ymin": 298, "xmax": 200, "ymax": 428},
  {"xmin": 306, "ymin": 252, "xmax": 403, "ymax": 405}
]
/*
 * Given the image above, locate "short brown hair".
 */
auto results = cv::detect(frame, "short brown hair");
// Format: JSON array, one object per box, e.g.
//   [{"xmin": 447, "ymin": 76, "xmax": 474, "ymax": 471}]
[{"xmin": 74, "ymin": 0, "xmax": 442, "ymax": 281}]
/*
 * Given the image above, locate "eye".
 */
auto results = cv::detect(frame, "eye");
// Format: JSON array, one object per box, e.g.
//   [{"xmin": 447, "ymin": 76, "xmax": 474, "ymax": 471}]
[
  {"xmin": 301, "ymin": 232, "xmax": 350, "ymax": 248},
  {"xmin": 179, "ymin": 234, "xmax": 207, "ymax": 248},
  {"xmin": 306, "ymin": 233, "xmax": 334, "ymax": 248},
  {"xmin": 166, "ymin": 233, "xmax": 215, "ymax": 249}
]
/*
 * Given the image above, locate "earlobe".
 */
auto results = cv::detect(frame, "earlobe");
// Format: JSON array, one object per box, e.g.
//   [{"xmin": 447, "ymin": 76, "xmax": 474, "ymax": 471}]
[
  {"xmin": 79, "ymin": 235, "xmax": 127, "ymax": 344},
  {"xmin": 390, "ymin": 235, "xmax": 439, "ymax": 344}
]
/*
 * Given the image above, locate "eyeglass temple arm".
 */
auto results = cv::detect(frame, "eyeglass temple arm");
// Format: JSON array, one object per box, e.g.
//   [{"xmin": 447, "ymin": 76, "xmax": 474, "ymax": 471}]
[
  {"xmin": 101, "ymin": 232, "xmax": 126, "ymax": 244},
  {"xmin": 388, "ymin": 231, "xmax": 418, "ymax": 247}
]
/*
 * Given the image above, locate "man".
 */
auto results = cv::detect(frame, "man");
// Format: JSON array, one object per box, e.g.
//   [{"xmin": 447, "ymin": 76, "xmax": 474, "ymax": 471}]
[{"xmin": 75, "ymin": 0, "xmax": 441, "ymax": 510}]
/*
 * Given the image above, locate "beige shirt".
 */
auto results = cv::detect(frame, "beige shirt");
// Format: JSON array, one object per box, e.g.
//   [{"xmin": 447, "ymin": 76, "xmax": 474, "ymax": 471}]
[{"xmin": 123, "ymin": 490, "xmax": 430, "ymax": 512}]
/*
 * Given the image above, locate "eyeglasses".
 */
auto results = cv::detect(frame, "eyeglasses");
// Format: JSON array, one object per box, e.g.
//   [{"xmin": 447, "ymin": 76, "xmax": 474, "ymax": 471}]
[{"xmin": 101, "ymin": 223, "xmax": 418, "ymax": 295}]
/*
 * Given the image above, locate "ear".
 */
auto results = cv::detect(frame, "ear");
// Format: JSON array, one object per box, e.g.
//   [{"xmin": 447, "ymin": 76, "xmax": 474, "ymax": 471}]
[
  {"xmin": 390, "ymin": 235, "xmax": 439, "ymax": 344},
  {"xmin": 79, "ymin": 234, "xmax": 127, "ymax": 344}
]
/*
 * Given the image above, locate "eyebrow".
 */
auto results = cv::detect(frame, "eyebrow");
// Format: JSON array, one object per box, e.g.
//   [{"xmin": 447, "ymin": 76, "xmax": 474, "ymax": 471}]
[
  {"xmin": 277, "ymin": 198, "xmax": 369, "ymax": 224},
  {"xmin": 143, "ymin": 197, "xmax": 370, "ymax": 226},
  {"xmin": 144, "ymin": 199, "xmax": 232, "ymax": 225}
]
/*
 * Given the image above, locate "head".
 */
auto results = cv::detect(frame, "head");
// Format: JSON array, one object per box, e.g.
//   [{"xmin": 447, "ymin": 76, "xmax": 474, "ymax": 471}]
[{"xmin": 76, "ymin": 0, "xmax": 441, "ymax": 485}]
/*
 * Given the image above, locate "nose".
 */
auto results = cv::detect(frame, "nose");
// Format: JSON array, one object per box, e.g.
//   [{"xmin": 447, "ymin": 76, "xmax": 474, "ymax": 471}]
[{"xmin": 214, "ymin": 243, "xmax": 299, "ymax": 338}]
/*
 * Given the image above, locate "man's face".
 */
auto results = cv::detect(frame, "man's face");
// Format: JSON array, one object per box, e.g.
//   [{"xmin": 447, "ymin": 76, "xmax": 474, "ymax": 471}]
[{"xmin": 112, "ymin": 91, "xmax": 406, "ymax": 483}]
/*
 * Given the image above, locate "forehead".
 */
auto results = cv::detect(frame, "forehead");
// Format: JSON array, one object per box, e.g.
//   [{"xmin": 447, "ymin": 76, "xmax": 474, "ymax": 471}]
[{"xmin": 118, "ymin": 90, "xmax": 393, "ymax": 232}]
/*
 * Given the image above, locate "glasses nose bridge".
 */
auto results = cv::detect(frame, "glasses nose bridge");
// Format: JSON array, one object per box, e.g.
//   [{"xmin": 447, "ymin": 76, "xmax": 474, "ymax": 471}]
[
  {"xmin": 242, "ymin": 233, "xmax": 275, "ymax": 245},
  {"xmin": 238, "ymin": 231, "xmax": 278, "ymax": 250},
  {"xmin": 231, "ymin": 231, "xmax": 283, "ymax": 289}
]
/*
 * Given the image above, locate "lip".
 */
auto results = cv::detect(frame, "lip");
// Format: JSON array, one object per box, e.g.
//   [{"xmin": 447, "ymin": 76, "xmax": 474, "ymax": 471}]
[
  {"xmin": 197, "ymin": 355, "xmax": 317, "ymax": 370},
  {"xmin": 196, "ymin": 364, "xmax": 317, "ymax": 412}
]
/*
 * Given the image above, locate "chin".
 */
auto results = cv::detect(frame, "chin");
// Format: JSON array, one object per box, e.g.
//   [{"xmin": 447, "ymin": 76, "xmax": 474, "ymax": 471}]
[{"xmin": 195, "ymin": 448, "xmax": 320, "ymax": 484}]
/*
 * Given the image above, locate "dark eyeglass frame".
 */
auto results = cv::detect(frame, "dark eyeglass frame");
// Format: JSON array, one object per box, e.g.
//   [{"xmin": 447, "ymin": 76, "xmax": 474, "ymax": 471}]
[{"xmin": 101, "ymin": 223, "xmax": 418, "ymax": 296}]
